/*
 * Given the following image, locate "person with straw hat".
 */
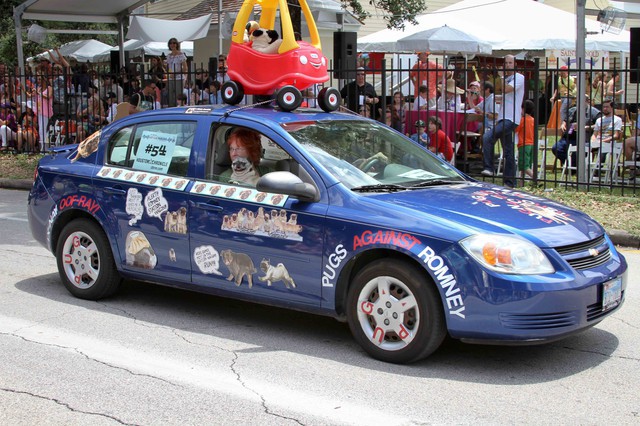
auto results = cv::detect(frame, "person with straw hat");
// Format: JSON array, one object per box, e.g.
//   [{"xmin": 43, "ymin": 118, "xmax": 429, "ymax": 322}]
[{"xmin": 436, "ymin": 79, "xmax": 465, "ymax": 111}]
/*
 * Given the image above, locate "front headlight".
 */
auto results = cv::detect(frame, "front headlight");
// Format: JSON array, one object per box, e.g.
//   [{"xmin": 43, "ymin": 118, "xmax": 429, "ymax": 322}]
[{"xmin": 460, "ymin": 234, "xmax": 555, "ymax": 275}]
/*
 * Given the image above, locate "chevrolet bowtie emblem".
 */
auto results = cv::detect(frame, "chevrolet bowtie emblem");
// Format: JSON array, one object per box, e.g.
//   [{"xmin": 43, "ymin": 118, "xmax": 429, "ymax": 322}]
[{"xmin": 589, "ymin": 248, "xmax": 599, "ymax": 257}]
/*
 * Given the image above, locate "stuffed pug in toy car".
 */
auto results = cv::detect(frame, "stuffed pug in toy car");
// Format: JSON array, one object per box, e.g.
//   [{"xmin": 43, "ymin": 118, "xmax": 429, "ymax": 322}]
[
  {"xmin": 244, "ymin": 20, "xmax": 259, "ymax": 43},
  {"xmin": 250, "ymin": 28, "xmax": 282, "ymax": 54}
]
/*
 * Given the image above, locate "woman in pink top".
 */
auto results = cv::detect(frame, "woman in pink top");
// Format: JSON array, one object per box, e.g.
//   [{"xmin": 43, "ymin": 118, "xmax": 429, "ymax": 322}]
[{"xmin": 35, "ymin": 75, "xmax": 53, "ymax": 151}]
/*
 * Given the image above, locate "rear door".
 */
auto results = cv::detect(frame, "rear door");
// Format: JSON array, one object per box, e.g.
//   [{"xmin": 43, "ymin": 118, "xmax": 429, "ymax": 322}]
[{"xmin": 94, "ymin": 118, "xmax": 200, "ymax": 282}]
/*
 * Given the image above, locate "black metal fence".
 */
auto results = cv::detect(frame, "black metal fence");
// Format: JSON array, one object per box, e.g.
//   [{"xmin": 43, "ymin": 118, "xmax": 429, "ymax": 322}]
[{"xmin": 0, "ymin": 56, "xmax": 638, "ymax": 194}]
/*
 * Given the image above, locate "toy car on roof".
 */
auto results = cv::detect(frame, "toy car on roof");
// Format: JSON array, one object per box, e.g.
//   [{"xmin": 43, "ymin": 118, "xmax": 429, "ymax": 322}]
[
  {"xmin": 28, "ymin": 105, "xmax": 627, "ymax": 363},
  {"xmin": 222, "ymin": 0, "xmax": 340, "ymax": 112}
]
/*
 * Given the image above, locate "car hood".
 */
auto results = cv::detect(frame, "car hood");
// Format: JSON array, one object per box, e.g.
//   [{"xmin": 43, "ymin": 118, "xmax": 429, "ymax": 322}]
[{"xmin": 369, "ymin": 182, "xmax": 604, "ymax": 248}]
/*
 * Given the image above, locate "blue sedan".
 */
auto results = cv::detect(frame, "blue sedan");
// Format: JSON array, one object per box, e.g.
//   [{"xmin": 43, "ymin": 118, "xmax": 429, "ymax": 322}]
[{"xmin": 27, "ymin": 105, "xmax": 627, "ymax": 363}]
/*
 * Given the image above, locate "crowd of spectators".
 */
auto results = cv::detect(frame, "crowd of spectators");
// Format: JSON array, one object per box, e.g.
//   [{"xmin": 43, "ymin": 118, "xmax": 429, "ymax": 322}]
[{"xmin": 0, "ymin": 43, "xmax": 233, "ymax": 153}]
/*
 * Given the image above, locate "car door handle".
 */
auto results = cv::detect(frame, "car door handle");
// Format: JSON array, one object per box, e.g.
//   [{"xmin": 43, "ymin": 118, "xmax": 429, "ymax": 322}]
[
  {"xmin": 194, "ymin": 201, "xmax": 223, "ymax": 212},
  {"xmin": 104, "ymin": 186, "xmax": 126, "ymax": 196}
]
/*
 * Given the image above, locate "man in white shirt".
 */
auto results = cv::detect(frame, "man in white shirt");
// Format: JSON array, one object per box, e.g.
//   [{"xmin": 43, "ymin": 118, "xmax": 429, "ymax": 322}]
[
  {"xmin": 480, "ymin": 55, "xmax": 525, "ymax": 188},
  {"xmin": 591, "ymin": 99, "xmax": 622, "ymax": 145},
  {"xmin": 100, "ymin": 74, "xmax": 124, "ymax": 103}
]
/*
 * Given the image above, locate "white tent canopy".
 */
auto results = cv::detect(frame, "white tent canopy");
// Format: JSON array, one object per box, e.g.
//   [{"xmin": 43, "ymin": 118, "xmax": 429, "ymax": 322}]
[
  {"xmin": 29, "ymin": 39, "xmax": 113, "ymax": 63},
  {"xmin": 126, "ymin": 14, "xmax": 213, "ymax": 43},
  {"xmin": 92, "ymin": 40, "xmax": 194, "ymax": 63},
  {"xmin": 358, "ymin": 0, "xmax": 630, "ymax": 53}
]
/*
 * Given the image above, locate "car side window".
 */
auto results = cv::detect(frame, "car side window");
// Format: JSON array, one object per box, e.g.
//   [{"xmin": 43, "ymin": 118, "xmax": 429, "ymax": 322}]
[
  {"xmin": 106, "ymin": 122, "xmax": 197, "ymax": 177},
  {"xmin": 106, "ymin": 127, "xmax": 134, "ymax": 167},
  {"xmin": 206, "ymin": 125, "xmax": 293, "ymax": 186}
]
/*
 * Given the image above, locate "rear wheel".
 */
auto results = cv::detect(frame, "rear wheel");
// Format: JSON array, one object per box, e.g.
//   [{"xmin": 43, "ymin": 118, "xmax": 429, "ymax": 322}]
[
  {"xmin": 317, "ymin": 87, "xmax": 341, "ymax": 112},
  {"xmin": 56, "ymin": 219, "xmax": 121, "ymax": 300},
  {"xmin": 222, "ymin": 81, "xmax": 245, "ymax": 105},
  {"xmin": 276, "ymin": 85, "xmax": 302, "ymax": 112},
  {"xmin": 346, "ymin": 259, "xmax": 446, "ymax": 363}
]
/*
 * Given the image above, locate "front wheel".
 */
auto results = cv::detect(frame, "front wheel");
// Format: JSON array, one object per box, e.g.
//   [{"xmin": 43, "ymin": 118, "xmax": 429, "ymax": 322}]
[
  {"xmin": 317, "ymin": 87, "xmax": 341, "ymax": 112},
  {"xmin": 56, "ymin": 219, "xmax": 121, "ymax": 300},
  {"xmin": 275, "ymin": 85, "xmax": 302, "ymax": 112},
  {"xmin": 346, "ymin": 259, "xmax": 446, "ymax": 363},
  {"xmin": 221, "ymin": 81, "xmax": 245, "ymax": 105}
]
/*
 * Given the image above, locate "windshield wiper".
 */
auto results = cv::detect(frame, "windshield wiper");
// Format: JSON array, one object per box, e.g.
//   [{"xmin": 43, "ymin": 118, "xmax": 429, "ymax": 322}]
[
  {"xmin": 351, "ymin": 184, "xmax": 407, "ymax": 193},
  {"xmin": 410, "ymin": 179, "xmax": 465, "ymax": 188}
]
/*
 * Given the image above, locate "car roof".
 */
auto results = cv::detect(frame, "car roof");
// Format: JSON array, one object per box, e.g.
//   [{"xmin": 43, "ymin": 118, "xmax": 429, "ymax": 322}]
[{"xmin": 127, "ymin": 104, "xmax": 360, "ymax": 126}]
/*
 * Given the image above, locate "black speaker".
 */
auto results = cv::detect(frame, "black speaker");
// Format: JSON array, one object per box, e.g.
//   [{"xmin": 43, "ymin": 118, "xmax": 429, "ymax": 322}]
[
  {"xmin": 208, "ymin": 57, "xmax": 218, "ymax": 77},
  {"xmin": 631, "ymin": 28, "xmax": 640, "ymax": 83},
  {"xmin": 333, "ymin": 31, "xmax": 357, "ymax": 79},
  {"xmin": 110, "ymin": 51, "xmax": 129, "ymax": 73}
]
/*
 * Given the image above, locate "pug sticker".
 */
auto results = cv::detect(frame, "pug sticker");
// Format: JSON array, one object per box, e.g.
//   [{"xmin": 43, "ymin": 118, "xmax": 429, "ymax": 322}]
[
  {"xmin": 125, "ymin": 231, "xmax": 157, "ymax": 269},
  {"xmin": 259, "ymin": 259, "xmax": 296, "ymax": 288},
  {"xmin": 221, "ymin": 249, "xmax": 256, "ymax": 287}
]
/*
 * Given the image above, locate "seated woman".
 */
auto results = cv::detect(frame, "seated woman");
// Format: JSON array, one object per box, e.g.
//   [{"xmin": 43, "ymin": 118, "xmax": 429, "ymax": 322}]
[{"xmin": 220, "ymin": 128, "xmax": 263, "ymax": 186}]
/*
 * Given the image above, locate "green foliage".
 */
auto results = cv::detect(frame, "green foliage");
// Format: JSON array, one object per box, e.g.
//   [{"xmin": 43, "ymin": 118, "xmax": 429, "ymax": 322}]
[
  {"xmin": 0, "ymin": 0, "xmax": 116, "ymax": 67},
  {"xmin": 342, "ymin": 0, "xmax": 427, "ymax": 29}
]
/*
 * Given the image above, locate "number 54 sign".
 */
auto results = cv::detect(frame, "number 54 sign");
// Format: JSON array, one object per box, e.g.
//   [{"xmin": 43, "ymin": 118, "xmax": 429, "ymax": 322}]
[{"xmin": 133, "ymin": 131, "xmax": 178, "ymax": 174}]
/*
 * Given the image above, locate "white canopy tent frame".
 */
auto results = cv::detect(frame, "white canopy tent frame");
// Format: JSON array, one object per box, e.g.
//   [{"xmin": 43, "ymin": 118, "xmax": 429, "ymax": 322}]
[{"xmin": 13, "ymin": 0, "xmax": 149, "ymax": 73}]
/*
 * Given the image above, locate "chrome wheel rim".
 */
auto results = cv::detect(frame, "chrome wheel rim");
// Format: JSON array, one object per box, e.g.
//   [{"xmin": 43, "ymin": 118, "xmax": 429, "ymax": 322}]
[
  {"xmin": 61, "ymin": 231, "xmax": 100, "ymax": 289},
  {"xmin": 356, "ymin": 276, "xmax": 419, "ymax": 351}
]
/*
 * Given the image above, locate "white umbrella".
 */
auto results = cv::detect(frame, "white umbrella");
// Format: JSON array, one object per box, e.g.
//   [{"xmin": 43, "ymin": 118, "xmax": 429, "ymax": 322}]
[{"xmin": 395, "ymin": 25, "xmax": 492, "ymax": 56}]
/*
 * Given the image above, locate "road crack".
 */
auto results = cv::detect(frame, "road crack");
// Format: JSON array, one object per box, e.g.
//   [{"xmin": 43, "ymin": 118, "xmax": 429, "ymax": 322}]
[
  {"xmin": 229, "ymin": 352, "xmax": 305, "ymax": 425},
  {"xmin": 1, "ymin": 331, "xmax": 181, "ymax": 388},
  {"xmin": 0, "ymin": 387, "xmax": 138, "ymax": 425}
]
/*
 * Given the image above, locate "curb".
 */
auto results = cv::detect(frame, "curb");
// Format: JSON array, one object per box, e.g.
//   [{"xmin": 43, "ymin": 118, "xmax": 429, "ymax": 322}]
[
  {"xmin": 1, "ymin": 179, "xmax": 639, "ymax": 249},
  {"xmin": 608, "ymin": 229, "xmax": 640, "ymax": 250},
  {"xmin": 0, "ymin": 179, "xmax": 32, "ymax": 190}
]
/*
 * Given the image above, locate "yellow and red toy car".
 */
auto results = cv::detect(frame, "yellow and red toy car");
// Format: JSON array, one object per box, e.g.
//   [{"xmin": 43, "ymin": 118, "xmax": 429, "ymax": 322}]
[{"xmin": 222, "ymin": 0, "xmax": 341, "ymax": 112}]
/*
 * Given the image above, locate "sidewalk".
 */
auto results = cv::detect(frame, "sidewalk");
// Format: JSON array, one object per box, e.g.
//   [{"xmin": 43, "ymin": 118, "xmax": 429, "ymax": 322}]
[{"xmin": 2, "ymin": 178, "xmax": 639, "ymax": 249}]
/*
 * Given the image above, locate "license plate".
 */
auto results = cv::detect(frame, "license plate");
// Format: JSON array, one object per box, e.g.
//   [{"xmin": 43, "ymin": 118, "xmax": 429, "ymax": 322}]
[{"xmin": 602, "ymin": 277, "xmax": 622, "ymax": 312}]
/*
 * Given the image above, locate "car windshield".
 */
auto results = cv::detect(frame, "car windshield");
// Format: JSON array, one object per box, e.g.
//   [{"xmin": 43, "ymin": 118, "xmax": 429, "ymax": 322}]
[{"xmin": 282, "ymin": 120, "xmax": 465, "ymax": 189}]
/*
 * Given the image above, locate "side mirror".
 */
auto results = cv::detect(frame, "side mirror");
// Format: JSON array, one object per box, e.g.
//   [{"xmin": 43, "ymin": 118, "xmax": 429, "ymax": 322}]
[{"xmin": 256, "ymin": 171, "xmax": 319, "ymax": 202}]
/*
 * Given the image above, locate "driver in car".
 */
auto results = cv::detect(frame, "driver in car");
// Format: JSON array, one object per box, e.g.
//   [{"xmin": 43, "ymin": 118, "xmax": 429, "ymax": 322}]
[{"xmin": 220, "ymin": 128, "xmax": 263, "ymax": 186}]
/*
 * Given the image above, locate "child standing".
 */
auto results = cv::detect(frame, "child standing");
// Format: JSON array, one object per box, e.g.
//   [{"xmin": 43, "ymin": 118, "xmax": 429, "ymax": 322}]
[
  {"xmin": 516, "ymin": 99, "xmax": 535, "ymax": 179},
  {"xmin": 427, "ymin": 116, "xmax": 454, "ymax": 162}
]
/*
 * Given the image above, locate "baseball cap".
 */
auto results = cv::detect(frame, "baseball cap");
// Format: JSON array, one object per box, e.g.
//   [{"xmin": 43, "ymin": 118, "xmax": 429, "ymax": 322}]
[
  {"xmin": 560, "ymin": 65, "xmax": 568, "ymax": 70},
  {"xmin": 415, "ymin": 120, "xmax": 426, "ymax": 127}
]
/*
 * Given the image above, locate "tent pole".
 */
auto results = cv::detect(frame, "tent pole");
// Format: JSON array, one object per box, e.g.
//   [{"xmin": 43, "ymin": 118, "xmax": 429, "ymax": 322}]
[
  {"xmin": 118, "ymin": 14, "xmax": 126, "ymax": 71},
  {"xmin": 576, "ymin": 0, "xmax": 587, "ymax": 187}
]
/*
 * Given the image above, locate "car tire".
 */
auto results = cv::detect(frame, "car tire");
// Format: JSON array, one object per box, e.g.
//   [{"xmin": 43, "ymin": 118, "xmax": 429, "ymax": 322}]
[
  {"xmin": 56, "ymin": 219, "xmax": 121, "ymax": 300},
  {"xmin": 276, "ymin": 85, "xmax": 302, "ymax": 112},
  {"xmin": 222, "ymin": 81, "xmax": 245, "ymax": 105},
  {"xmin": 317, "ymin": 87, "xmax": 341, "ymax": 112},
  {"xmin": 346, "ymin": 259, "xmax": 446, "ymax": 364}
]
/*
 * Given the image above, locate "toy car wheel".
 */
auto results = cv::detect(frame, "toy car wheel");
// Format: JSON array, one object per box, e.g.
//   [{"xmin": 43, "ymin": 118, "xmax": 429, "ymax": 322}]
[
  {"xmin": 276, "ymin": 86, "xmax": 302, "ymax": 112},
  {"xmin": 56, "ymin": 219, "xmax": 121, "ymax": 300},
  {"xmin": 317, "ymin": 87, "xmax": 341, "ymax": 112},
  {"xmin": 346, "ymin": 259, "xmax": 446, "ymax": 364},
  {"xmin": 222, "ymin": 81, "xmax": 245, "ymax": 105}
]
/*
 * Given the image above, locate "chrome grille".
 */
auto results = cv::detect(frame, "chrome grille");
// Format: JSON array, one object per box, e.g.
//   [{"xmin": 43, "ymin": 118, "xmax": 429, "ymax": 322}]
[{"xmin": 554, "ymin": 235, "xmax": 612, "ymax": 271}]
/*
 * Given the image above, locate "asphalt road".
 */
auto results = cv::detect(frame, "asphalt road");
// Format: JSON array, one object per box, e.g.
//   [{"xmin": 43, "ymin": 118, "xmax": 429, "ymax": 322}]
[{"xmin": 1, "ymin": 188, "xmax": 639, "ymax": 425}]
